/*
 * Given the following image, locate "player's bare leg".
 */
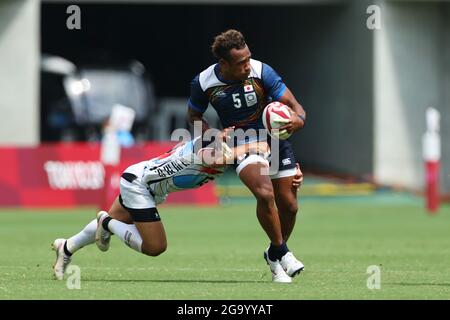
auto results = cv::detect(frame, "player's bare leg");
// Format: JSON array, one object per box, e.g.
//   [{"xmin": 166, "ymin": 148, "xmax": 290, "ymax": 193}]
[
  {"xmin": 272, "ymin": 175, "xmax": 298, "ymax": 242},
  {"xmin": 97, "ymin": 216, "xmax": 167, "ymax": 256},
  {"xmin": 238, "ymin": 162, "xmax": 291, "ymax": 283},
  {"xmin": 108, "ymin": 197, "xmax": 134, "ymax": 223},
  {"xmin": 134, "ymin": 221, "xmax": 167, "ymax": 256},
  {"xmin": 238, "ymin": 162, "xmax": 283, "ymax": 246},
  {"xmin": 96, "ymin": 197, "xmax": 167, "ymax": 256},
  {"xmin": 270, "ymin": 165, "xmax": 304, "ymax": 277}
]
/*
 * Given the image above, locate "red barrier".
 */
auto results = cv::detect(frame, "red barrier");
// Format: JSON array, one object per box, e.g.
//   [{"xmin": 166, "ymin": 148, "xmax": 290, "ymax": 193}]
[
  {"xmin": 425, "ymin": 161, "xmax": 440, "ymax": 213},
  {"xmin": 0, "ymin": 143, "xmax": 219, "ymax": 208}
]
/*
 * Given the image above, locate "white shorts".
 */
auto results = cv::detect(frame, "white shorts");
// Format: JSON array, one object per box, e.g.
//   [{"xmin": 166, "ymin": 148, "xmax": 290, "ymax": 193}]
[
  {"xmin": 119, "ymin": 163, "xmax": 160, "ymax": 222},
  {"xmin": 235, "ymin": 154, "xmax": 297, "ymax": 179},
  {"xmin": 235, "ymin": 154, "xmax": 270, "ymax": 176},
  {"xmin": 269, "ymin": 167, "xmax": 297, "ymax": 179},
  {"xmin": 120, "ymin": 176, "xmax": 156, "ymax": 210}
]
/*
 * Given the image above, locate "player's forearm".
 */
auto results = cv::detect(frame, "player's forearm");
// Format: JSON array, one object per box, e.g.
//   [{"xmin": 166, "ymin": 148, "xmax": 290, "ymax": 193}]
[
  {"xmin": 231, "ymin": 142, "xmax": 269, "ymax": 160},
  {"xmin": 205, "ymin": 142, "xmax": 268, "ymax": 167},
  {"xmin": 187, "ymin": 108, "xmax": 210, "ymax": 133},
  {"xmin": 291, "ymin": 102, "xmax": 306, "ymax": 120},
  {"xmin": 291, "ymin": 103, "xmax": 306, "ymax": 129},
  {"xmin": 279, "ymin": 87, "xmax": 306, "ymax": 129}
]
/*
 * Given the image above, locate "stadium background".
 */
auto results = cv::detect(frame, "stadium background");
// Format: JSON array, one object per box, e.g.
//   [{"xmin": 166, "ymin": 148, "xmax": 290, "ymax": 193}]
[{"xmin": 1, "ymin": 0, "xmax": 450, "ymax": 300}]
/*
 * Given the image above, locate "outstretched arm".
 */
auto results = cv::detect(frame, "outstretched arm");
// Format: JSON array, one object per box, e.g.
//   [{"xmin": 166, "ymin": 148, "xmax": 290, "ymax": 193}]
[{"xmin": 199, "ymin": 141, "xmax": 269, "ymax": 168}]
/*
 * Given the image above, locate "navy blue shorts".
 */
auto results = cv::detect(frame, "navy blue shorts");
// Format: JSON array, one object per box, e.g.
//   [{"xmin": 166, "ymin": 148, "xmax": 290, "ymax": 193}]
[{"xmin": 271, "ymin": 138, "xmax": 297, "ymax": 171}]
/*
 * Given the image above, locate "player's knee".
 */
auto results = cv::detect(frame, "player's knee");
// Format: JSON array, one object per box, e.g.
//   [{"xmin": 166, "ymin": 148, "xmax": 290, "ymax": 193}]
[
  {"xmin": 254, "ymin": 185, "xmax": 275, "ymax": 205},
  {"xmin": 279, "ymin": 197, "xmax": 298, "ymax": 216},
  {"xmin": 142, "ymin": 242, "xmax": 167, "ymax": 257},
  {"xmin": 143, "ymin": 247, "xmax": 166, "ymax": 257},
  {"xmin": 285, "ymin": 202, "xmax": 298, "ymax": 216}
]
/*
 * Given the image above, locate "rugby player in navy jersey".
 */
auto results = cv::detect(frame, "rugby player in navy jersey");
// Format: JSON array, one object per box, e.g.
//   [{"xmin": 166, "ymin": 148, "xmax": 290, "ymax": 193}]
[{"xmin": 187, "ymin": 30, "xmax": 306, "ymax": 283}]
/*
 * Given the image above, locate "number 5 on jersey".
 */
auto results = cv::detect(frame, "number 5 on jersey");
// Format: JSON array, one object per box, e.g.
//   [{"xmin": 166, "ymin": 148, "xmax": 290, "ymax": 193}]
[
  {"xmin": 232, "ymin": 93, "xmax": 242, "ymax": 108},
  {"xmin": 232, "ymin": 92, "xmax": 257, "ymax": 109}
]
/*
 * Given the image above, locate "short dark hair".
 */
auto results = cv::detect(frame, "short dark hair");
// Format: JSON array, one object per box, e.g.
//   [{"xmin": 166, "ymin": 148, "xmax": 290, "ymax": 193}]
[{"xmin": 211, "ymin": 29, "xmax": 247, "ymax": 61}]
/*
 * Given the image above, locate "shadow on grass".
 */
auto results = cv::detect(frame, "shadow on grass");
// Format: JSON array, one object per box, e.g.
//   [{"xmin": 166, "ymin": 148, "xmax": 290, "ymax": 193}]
[
  {"xmin": 83, "ymin": 278, "xmax": 268, "ymax": 284},
  {"xmin": 389, "ymin": 282, "xmax": 450, "ymax": 287}
]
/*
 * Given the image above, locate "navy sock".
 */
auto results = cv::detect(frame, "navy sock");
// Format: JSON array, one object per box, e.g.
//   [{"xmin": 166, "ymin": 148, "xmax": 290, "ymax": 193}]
[
  {"xmin": 268, "ymin": 242, "xmax": 289, "ymax": 261},
  {"xmin": 102, "ymin": 216, "xmax": 112, "ymax": 232},
  {"xmin": 63, "ymin": 241, "xmax": 72, "ymax": 256}
]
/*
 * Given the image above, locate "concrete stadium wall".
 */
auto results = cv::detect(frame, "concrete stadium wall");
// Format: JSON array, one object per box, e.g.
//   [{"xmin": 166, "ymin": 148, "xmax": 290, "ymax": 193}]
[
  {"xmin": 443, "ymin": 6, "xmax": 450, "ymax": 194},
  {"xmin": 374, "ymin": 1, "xmax": 449, "ymax": 193},
  {"xmin": 284, "ymin": 1, "xmax": 374, "ymax": 176},
  {"xmin": 0, "ymin": 0, "xmax": 40, "ymax": 146},
  {"xmin": 42, "ymin": 0, "xmax": 344, "ymax": 4}
]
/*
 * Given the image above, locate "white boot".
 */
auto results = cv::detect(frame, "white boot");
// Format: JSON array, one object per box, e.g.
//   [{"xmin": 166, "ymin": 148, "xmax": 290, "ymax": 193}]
[
  {"xmin": 52, "ymin": 238, "xmax": 72, "ymax": 280},
  {"xmin": 95, "ymin": 211, "xmax": 111, "ymax": 252}
]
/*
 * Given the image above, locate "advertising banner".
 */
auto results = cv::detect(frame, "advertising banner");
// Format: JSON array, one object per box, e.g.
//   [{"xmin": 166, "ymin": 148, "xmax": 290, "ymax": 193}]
[{"xmin": 0, "ymin": 143, "xmax": 219, "ymax": 208}]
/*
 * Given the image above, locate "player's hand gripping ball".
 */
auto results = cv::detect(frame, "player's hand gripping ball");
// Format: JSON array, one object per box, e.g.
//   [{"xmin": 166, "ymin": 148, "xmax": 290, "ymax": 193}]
[{"xmin": 262, "ymin": 102, "xmax": 292, "ymax": 140}]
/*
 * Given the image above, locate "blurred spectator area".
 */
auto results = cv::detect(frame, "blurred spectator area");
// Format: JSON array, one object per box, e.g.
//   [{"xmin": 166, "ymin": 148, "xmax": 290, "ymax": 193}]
[{"xmin": 41, "ymin": 55, "xmax": 157, "ymax": 142}]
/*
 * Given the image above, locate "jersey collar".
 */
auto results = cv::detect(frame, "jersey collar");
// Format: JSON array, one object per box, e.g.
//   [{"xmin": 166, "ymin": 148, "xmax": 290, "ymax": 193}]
[{"xmin": 214, "ymin": 63, "xmax": 243, "ymax": 85}]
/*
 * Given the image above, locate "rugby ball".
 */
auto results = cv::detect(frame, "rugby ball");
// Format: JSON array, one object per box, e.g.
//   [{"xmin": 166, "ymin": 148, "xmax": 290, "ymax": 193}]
[{"xmin": 262, "ymin": 102, "xmax": 292, "ymax": 140}]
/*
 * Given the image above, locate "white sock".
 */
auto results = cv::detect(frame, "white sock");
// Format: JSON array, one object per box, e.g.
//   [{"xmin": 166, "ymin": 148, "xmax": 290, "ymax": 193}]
[
  {"xmin": 66, "ymin": 219, "xmax": 97, "ymax": 254},
  {"xmin": 108, "ymin": 219, "xmax": 143, "ymax": 253}
]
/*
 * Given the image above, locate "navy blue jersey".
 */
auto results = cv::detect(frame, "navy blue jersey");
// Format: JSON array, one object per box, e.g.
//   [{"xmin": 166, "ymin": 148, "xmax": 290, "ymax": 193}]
[{"xmin": 188, "ymin": 59, "xmax": 287, "ymax": 130}]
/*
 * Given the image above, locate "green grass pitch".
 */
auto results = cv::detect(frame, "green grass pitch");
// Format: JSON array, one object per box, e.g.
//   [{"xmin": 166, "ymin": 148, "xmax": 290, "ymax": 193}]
[{"xmin": 0, "ymin": 200, "xmax": 449, "ymax": 299}]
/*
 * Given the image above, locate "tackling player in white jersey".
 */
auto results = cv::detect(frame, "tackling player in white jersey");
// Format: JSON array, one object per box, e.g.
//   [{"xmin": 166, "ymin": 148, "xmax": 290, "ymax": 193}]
[{"xmin": 52, "ymin": 131, "xmax": 299, "ymax": 280}]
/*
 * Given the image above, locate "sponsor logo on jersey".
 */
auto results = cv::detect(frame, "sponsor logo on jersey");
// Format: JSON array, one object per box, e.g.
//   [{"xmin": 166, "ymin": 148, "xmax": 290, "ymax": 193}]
[
  {"xmin": 215, "ymin": 91, "xmax": 227, "ymax": 97},
  {"xmin": 245, "ymin": 92, "xmax": 257, "ymax": 107},
  {"xmin": 282, "ymin": 158, "xmax": 292, "ymax": 166}
]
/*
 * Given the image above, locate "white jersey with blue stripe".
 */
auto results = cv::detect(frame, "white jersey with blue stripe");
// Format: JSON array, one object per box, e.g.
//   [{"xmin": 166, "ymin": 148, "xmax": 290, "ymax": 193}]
[{"xmin": 125, "ymin": 138, "xmax": 224, "ymax": 204}]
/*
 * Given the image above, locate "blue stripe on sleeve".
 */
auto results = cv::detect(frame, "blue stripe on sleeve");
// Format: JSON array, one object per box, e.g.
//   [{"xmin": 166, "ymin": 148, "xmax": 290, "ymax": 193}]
[{"xmin": 273, "ymin": 84, "xmax": 287, "ymax": 101}]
